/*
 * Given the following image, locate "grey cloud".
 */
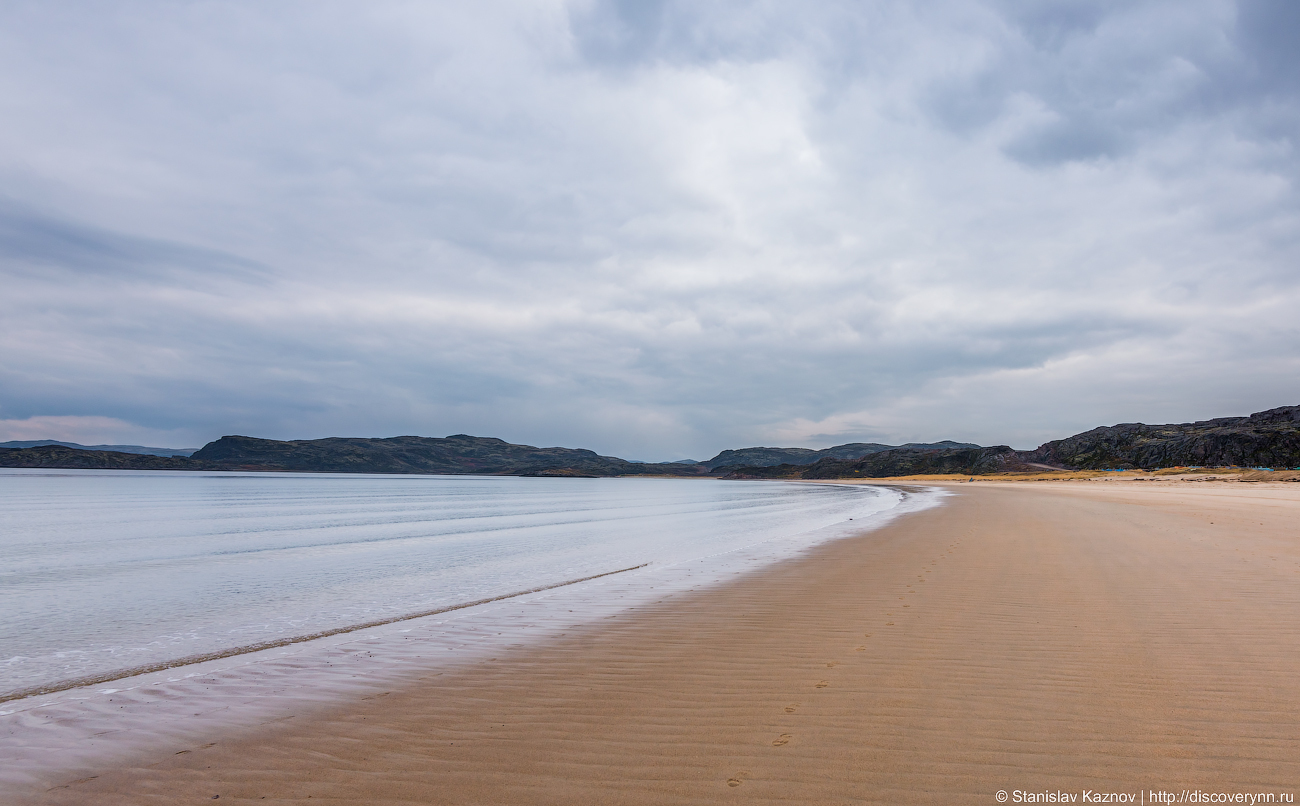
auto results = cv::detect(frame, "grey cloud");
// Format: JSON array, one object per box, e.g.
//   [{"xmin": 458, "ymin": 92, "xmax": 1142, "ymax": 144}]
[
  {"xmin": 0, "ymin": 1, "xmax": 1297, "ymax": 457},
  {"xmin": 1236, "ymin": 0, "xmax": 1300, "ymax": 93},
  {"xmin": 570, "ymin": 0, "xmax": 672, "ymax": 66},
  {"xmin": 912, "ymin": 1, "xmax": 1281, "ymax": 167},
  {"xmin": 569, "ymin": 0, "xmax": 802, "ymax": 70},
  {"xmin": 0, "ymin": 200, "xmax": 269, "ymax": 285},
  {"xmin": 992, "ymin": 0, "xmax": 1130, "ymax": 50}
]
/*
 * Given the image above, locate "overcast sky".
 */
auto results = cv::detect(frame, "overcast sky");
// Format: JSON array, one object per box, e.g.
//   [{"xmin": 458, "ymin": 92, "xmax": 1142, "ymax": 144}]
[{"xmin": 1, "ymin": 0, "xmax": 1297, "ymax": 459}]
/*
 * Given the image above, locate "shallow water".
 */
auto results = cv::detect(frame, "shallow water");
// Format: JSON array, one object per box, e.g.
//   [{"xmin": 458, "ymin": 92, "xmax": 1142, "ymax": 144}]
[{"xmin": 0, "ymin": 469, "xmax": 905, "ymax": 698}]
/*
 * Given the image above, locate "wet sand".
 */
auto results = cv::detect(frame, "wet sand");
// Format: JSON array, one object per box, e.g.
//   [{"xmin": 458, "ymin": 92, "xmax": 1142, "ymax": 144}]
[{"xmin": 20, "ymin": 482, "xmax": 1300, "ymax": 804}]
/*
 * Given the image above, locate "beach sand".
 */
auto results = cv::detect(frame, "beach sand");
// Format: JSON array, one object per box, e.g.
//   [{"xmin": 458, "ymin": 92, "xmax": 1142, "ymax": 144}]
[{"xmin": 20, "ymin": 481, "xmax": 1300, "ymax": 804}]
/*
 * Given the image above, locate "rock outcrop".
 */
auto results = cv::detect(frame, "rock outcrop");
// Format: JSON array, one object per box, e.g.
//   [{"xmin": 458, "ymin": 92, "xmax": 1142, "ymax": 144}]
[{"xmin": 1023, "ymin": 406, "xmax": 1300, "ymax": 470}]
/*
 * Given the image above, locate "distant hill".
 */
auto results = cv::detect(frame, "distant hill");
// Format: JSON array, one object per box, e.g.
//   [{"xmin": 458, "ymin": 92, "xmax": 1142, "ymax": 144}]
[
  {"xmin": 722, "ymin": 446, "xmax": 1033, "ymax": 479},
  {"xmin": 0, "ymin": 440, "xmax": 196, "ymax": 457},
  {"xmin": 701, "ymin": 441, "xmax": 978, "ymax": 470},
  {"xmin": 0, "ymin": 444, "xmax": 199, "ymax": 469},
  {"xmin": 0, "ymin": 435, "xmax": 708, "ymax": 476},
  {"xmin": 1023, "ymin": 405, "xmax": 1300, "ymax": 470},
  {"xmin": 186, "ymin": 434, "xmax": 706, "ymax": 476},
  {"xmin": 719, "ymin": 405, "xmax": 1300, "ymax": 479},
  {"xmin": 4, "ymin": 406, "xmax": 1295, "ymax": 478}
]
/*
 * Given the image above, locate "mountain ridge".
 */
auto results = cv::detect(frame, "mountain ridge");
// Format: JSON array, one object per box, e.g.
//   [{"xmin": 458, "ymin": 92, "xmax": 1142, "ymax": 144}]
[
  {"xmin": 720, "ymin": 446, "xmax": 1034, "ymax": 480},
  {"xmin": 0, "ymin": 440, "xmax": 196, "ymax": 457},
  {"xmin": 1022, "ymin": 405, "xmax": 1300, "ymax": 470},
  {"xmin": 720, "ymin": 405, "xmax": 1300, "ymax": 479},
  {"xmin": 700, "ymin": 441, "xmax": 978, "ymax": 470},
  {"xmin": 2, "ymin": 405, "xmax": 1297, "ymax": 477},
  {"xmin": 186, "ymin": 434, "xmax": 706, "ymax": 477}
]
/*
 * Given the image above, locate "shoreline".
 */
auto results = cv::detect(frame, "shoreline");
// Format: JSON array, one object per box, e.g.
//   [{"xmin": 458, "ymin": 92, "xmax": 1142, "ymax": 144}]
[
  {"xmin": 0, "ymin": 474, "xmax": 913, "ymax": 710},
  {"xmin": 14, "ymin": 481, "xmax": 1300, "ymax": 804},
  {"xmin": 2, "ymin": 482, "xmax": 937, "ymax": 795},
  {"xmin": 0, "ymin": 564, "xmax": 650, "ymax": 705}
]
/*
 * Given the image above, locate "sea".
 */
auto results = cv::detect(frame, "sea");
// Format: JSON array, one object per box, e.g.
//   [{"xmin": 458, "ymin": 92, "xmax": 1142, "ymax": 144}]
[{"xmin": 0, "ymin": 468, "xmax": 931, "ymax": 702}]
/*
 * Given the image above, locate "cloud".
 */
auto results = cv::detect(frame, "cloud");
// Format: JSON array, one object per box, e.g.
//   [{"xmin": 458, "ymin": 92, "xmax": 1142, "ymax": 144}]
[
  {"xmin": 0, "ymin": 0, "xmax": 1297, "ymax": 459},
  {"xmin": 0, "ymin": 200, "xmax": 268, "ymax": 285},
  {"xmin": 1236, "ymin": 0, "xmax": 1300, "ymax": 94}
]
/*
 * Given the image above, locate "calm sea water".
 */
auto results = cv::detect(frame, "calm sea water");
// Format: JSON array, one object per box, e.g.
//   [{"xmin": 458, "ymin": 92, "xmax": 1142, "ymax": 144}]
[{"xmin": 0, "ymin": 469, "xmax": 904, "ymax": 699}]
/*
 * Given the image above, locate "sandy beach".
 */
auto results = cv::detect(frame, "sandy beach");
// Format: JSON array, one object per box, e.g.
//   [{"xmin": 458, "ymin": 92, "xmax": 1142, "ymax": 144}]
[{"xmin": 17, "ymin": 480, "xmax": 1300, "ymax": 804}]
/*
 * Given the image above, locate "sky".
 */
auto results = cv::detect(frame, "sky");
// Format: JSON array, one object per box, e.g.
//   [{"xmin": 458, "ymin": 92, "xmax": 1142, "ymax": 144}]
[{"xmin": 1, "ymin": 0, "xmax": 1298, "ymax": 460}]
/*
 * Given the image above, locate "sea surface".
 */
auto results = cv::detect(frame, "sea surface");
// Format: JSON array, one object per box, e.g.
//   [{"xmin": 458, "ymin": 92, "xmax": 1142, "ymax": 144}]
[{"xmin": 0, "ymin": 469, "xmax": 911, "ymax": 701}]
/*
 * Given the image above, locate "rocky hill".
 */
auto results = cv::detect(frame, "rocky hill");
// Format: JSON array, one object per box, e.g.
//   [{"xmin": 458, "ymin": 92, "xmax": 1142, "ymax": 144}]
[
  {"xmin": 0, "ymin": 440, "xmax": 196, "ymax": 456},
  {"xmin": 188, "ymin": 434, "xmax": 706, "ymax": 476},
  {"xmin": 0, "ymin": 445, "xmax": 199, "ymax": 470},
  {"xmin": 719, "ymin": 405, "xmax": 1300, "ymax": 478},
  {"xmin": 721, "ymin": 445, "xmax": 1032, "ymax": 479},
  {"xmin": 701, "ymin": 440, "xmax": 978, "ymax": 470},
  {"xmin": 0, "ymin": 434, "xmax": 708, "ymax": 476},
  {"xmin": 1024, "ymin": 405, "xmax": 1300, "ymax": 470},
  {"xmin": 4, "ymin": 405, "xmax": 1295, "ymax": 477}
]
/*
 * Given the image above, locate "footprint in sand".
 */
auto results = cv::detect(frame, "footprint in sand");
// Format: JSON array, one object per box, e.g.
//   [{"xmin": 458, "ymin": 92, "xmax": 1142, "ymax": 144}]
[
  {"xmin": 815, "ymin": 680, "xmax": 829, "ymax": 688},
  {"xmin": 855, "ymin": 646, "xmax": 866, "ymax": 651},
  {"xmin": 886, "ymin": 622, "xmax": 895, "ymax": 626},
  {"xmin": 826, "ymin": 662, "xmax": 839, "ymax": 667},
  {"xmin": 784, "ymin": 705, "xmax": 798, "ymax": 713},
  {"xmin": 727, "ymin": 770, "xmax": 750, "ymax": 787},
  {"xmin": 864, "ymin": 633, "xmax": 872, "ymax": 638},
  {"xmin": 772, "ymin": 734, "xmax": 792, "ymax": 746}
]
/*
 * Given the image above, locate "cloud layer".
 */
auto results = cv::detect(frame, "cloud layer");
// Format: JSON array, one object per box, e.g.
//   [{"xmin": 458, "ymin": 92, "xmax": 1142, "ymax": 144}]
[{"xmin": 1, "ymin": 0, "xmax": 1298, "ymax": 458}]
